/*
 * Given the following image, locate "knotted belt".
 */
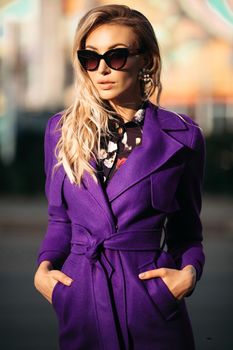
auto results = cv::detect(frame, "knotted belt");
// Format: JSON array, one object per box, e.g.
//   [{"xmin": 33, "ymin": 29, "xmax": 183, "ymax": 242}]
[{"xmin": 70, "ymin": 228, "xmax": 163, "ymax": 350}]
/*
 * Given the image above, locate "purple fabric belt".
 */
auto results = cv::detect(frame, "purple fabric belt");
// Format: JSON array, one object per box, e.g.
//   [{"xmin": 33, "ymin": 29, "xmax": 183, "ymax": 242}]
[{"xmin": 70, "ymin": 228, "xmax": 163, "ymax": 350}]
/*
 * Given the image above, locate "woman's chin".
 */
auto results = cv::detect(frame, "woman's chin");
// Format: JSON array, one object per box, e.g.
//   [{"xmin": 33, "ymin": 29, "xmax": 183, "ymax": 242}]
[{"xmin": 98, "ymin": 91, "xmax": 120, "ymax": 101}]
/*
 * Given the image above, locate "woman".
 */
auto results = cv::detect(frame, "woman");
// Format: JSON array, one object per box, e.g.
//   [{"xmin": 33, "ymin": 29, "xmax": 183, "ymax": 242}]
[{"xmin": 34, "ymin": 4, "xmax": 206, "ymax": 350}]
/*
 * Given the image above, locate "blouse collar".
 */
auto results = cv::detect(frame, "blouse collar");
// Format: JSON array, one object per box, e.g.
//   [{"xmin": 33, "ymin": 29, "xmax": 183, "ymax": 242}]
[{"xmin": 111, "ymin": 99, "xmax": 148, "ymax": 128}]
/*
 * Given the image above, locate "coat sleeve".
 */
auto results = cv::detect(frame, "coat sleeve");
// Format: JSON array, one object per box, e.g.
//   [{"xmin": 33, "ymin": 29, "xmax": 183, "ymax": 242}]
[
  {"xmin": 36, "ymin": 115, "xmax": 72, "ymax": 270},
  {"xmin": 165, "ymin": 124, "xmax": 206, "ymax": 296}
]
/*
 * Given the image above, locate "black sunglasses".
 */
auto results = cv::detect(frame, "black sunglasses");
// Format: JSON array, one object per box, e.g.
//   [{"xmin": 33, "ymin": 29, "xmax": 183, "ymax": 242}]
[{"xmin": 77, "ymin": 47, "xmax": 144, "ymax": 71}]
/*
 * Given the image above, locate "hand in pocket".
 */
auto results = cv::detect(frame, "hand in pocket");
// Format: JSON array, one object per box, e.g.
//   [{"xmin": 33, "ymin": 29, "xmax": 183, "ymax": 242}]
[
  {"xmin": 138, "ymin": 264, "xmax": 196, "ymax": 300},
  {"xmin": 34, "ymin": 260, "xmax": 73, "ymax": 304}
]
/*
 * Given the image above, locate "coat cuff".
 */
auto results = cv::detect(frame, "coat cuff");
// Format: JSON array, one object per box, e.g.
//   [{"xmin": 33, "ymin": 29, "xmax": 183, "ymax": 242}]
[
  {"xmin": 37, "ymin": 250, "xmax": 67, "ymax": 270},
  {"xmin": 179, "ymin": 245, "xmax": 205, "ymax": 282},
  {"xmin": 179, "ymin": 248, "xmax": 205, "ymax": 298}
]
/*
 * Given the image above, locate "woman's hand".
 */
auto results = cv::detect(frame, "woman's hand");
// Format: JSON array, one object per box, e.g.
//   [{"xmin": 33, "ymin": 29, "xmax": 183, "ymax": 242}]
[
  {"xmin": 138, "ymin": 264, "xmax": 196, "ymax": 300},
  {"xmin": 34, "ymin": 260, "xmax": 73, "ymax": 304}
]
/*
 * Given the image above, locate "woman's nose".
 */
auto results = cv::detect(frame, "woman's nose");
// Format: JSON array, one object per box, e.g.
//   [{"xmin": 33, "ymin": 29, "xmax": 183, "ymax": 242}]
[{"xmin": 97, "ymin": 58, "xmax": 111, "ymax": 74}]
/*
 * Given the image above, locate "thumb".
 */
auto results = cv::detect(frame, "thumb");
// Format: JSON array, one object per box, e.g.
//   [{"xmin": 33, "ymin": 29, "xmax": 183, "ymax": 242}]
[
  {"xmin": 52, "ymin": 270, "xmax": 73, "ymax": 286},
  {"xmin": 138, "ymin": 267, "xmax": 165, "ymax": 280}
]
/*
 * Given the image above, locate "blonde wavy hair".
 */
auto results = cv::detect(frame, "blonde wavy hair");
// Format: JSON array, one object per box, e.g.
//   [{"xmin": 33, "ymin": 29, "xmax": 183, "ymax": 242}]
[{"xmin": 53, "ymin": 4, "xmax": 163, "ymax": 187}]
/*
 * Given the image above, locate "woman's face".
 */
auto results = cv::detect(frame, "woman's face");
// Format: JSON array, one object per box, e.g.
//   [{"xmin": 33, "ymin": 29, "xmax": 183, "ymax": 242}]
[{"xmin": 84, "ymin": 23, "xmax": 146, "ymax": 107}]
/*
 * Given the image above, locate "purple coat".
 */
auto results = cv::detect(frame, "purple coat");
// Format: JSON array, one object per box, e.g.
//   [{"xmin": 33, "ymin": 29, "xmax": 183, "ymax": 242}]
[{"xmin": 36, "ymin": 101, "xmax": 206, "ymax": 350}]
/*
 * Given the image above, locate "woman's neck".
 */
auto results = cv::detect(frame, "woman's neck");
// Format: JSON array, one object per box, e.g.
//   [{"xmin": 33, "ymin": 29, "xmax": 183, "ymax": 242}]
[{"xmin": 109, "ymin": 100, "xmax": 145, "ymax": 123}]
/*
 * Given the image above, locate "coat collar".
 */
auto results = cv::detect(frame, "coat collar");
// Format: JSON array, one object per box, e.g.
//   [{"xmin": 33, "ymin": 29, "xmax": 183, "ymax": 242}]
[{"xmin": 82, "ymin": 100, "xmax": 193, "ymax": 205}]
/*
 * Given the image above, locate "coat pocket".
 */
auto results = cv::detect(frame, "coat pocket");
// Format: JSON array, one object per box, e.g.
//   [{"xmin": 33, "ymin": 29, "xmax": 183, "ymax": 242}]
[
  {"xmin": 150, "ymin": 163, "xmax": 184, "ymax": 213},
  {"xmin": 137, "ymin": 251, "xmax": 182, "ymax": 321},
  {"xmin": 51, "ymin": 280, "xmax": 62, "ymax": 307},
  {"xmin": 51, "ymin": 255, "xmax": 75, "ymax": 314}
]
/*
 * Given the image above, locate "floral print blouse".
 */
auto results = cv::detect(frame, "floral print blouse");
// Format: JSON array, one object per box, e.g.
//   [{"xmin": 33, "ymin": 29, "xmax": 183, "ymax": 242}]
[{"xmin": 96, "ymin": 101, "xmax": 148, "ymax": 188}]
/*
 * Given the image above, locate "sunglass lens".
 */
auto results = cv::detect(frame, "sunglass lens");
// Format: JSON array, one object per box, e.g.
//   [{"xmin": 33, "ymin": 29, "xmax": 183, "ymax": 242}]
[
  {"xmin": 107, "ymin": 49, "xmax": 128, "ymax": 69},
  {"xmin": 78, "ymin": 51, "xmax": 98, "ymax": 71},
  {"xmin": 85, "ymin": 57, "xmax": 98, "ymax": 70}
]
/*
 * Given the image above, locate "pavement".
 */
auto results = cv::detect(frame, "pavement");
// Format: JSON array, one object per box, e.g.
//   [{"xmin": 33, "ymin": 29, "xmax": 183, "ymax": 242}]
[{"xmin": 0, "ymin": 193, "xmax": 232, "ymax": 350}]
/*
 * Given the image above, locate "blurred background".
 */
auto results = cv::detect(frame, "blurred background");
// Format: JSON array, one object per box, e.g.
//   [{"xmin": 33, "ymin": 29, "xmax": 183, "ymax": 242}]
[{"xmin": 0, "ymin": 0, "xmax": 232, "ymax": 349}]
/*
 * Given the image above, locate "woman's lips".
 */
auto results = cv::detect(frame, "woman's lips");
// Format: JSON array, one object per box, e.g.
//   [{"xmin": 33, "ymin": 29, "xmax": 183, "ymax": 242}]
[{"xmin": 98, "ymin": 82, "xmax": 115, "ymax": 90}]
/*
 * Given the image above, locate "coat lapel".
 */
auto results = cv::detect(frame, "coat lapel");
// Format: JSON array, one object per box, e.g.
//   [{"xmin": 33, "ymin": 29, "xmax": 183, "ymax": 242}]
[
  {"xmin": 83, "ymin": 101, "xmax": 195, "ymax": 205},
  {"xmin": 105, "ymin": 102, "xmax": 188, "ymax": 202}
]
